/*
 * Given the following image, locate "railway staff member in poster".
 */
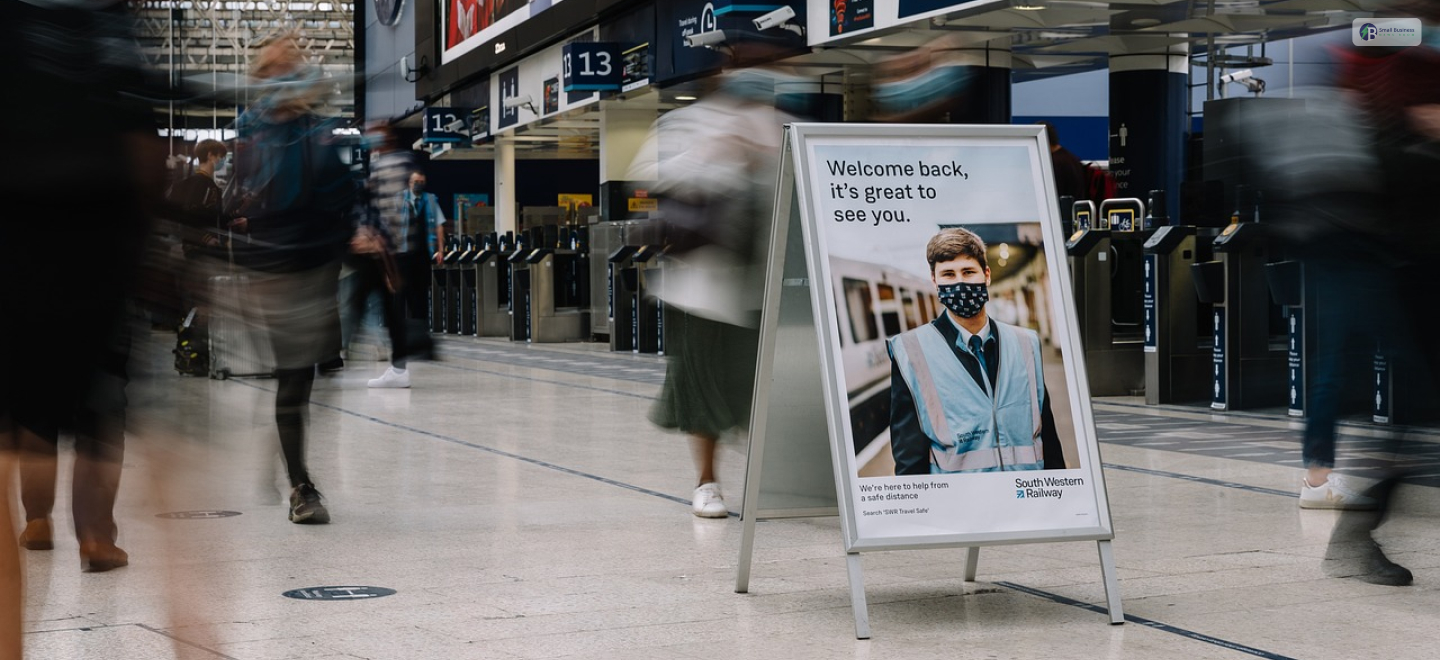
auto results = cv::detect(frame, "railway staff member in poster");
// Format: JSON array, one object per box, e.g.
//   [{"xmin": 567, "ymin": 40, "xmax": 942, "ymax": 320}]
[{"xmin": 887, "ymin": 228, "xmax": 1067, "ymax": 475}]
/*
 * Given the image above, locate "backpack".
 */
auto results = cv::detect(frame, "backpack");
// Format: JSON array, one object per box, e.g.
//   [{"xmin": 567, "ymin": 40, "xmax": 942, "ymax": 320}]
[
  {"xmin": 173, "ymin": 308, "xmax": 209, "ymax": 377},
  {"xmin": 1084, "ymin": 163, "xmax": 1116, "ymax": 202}
]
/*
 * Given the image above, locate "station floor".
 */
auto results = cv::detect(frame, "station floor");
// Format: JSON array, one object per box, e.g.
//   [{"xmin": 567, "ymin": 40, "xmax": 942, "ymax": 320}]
[{"xmin": 18, "ymin": 333, "xmax": 1440, "ymax": 659}]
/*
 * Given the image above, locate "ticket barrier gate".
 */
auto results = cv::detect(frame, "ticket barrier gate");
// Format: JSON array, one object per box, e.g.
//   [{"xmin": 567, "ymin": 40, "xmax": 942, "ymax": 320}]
[
  {"xmin": 430, "ymin": 236, "xmax": 459, "ymax": 333},
  {"xmin": 523, "ymin": 225, "xmax": 590, "ymax": 343},
  {"xmin": 443, "ymin": 236, "xmax": 476, "ymax": 334},
  {"xmin": 1373, "ymin": 342, "xmax": 1438, "ymax": 425},
  {"xmin": 1066, "ymin": 198, "xmax": 1149, "ymax": 396},
  {"xmin": 608, "ymin": 244, "xmax": 664, "ymax": 354},
  {"xmin": 1191, "ymin": 218, "xmax": 1288, "ymax": 411},
  {"xmin": 465, "ymin": 233, "xmax": 512, "ymax": 337},
  {"xmin": 507, "ymin": 233, "xmax": 533, "ymax": 342},
  {"xmin": 1142, "ymin": 223, "xmax": 1214, "ymax": 404},
  {"xmin": 591, "ymin": 220, "xmax": 659, "ymax": 341}
]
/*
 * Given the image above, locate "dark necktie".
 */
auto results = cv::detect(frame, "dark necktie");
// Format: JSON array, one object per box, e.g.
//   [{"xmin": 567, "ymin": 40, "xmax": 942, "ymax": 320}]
[{"xmin": 969, "ymin": 335, "xmax": 990, "ymax": 390}]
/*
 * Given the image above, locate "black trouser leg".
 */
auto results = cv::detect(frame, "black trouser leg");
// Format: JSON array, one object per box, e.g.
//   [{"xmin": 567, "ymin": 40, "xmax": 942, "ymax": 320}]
[{"xmin": 275, "ymin": 367, "xmax": 315, "ymax": 488}]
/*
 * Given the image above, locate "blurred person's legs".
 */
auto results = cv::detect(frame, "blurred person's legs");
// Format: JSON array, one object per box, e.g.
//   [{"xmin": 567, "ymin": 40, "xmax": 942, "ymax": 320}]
[
  {"xmin": 252, "ymin": 263, "xmax": 337, "ymax": 524},
  {"xmin": 368, "ymin": 256, "xmax": 414, "ymax": 388},
  {"xmin": 651, "ymin": 309, "xmax": 756, "ymax": 518},
  {"xmin": 72, "ymin": 321, "xmax": 130, "ymax": 572},
  {"xmin": 16, "ymin": 427, "xmax": 57, "ymax": 551},
  {"xmin": 1298, "ymin": 252, "xmax": 1391, "ymax": 509},
  {"xmin": 1320, "ymin": 263, "xmax": 1434, "ymax": 585}
]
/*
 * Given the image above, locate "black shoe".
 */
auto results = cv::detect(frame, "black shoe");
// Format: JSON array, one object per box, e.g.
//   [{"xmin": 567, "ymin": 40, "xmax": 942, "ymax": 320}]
[
  {"xmin": 318, "ymin": 356, "xmax": 345, "ymax": 375},
  {"xmin": 289, "ymin": 483, "xmax": 331, "ymax": 524},
  {"xmin": 1356, "ymin": 549, "xmax": 1413, "ymax": 586},
  {"xmin": 1324, "ymin": 541, "xmax": 1412, "ymax": 586}
]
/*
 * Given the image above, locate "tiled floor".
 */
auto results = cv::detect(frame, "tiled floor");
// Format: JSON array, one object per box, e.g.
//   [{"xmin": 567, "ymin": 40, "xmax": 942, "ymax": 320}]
[{"xmin": 18, "ymin": 334, "xmax": 1440, "ymax": 659}]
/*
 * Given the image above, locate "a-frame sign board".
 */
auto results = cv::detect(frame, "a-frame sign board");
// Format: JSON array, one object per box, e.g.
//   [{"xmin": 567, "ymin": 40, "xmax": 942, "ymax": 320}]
[{"xmin": 736, "ymin": 124, "xmax": 1123, "ymax": 639}]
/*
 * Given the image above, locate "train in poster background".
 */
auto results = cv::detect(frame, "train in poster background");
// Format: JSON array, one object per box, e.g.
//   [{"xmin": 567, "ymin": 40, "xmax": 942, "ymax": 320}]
[{"xmin": 831, "ymin": 229, "xmax": 1056, "ymax": 472}]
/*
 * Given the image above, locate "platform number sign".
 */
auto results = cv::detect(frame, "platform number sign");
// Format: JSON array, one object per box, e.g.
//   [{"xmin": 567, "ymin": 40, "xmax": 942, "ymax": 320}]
[
  {"xmin": 423, "ymin": 107, "xmax": 469, "ymax": 145},
  {"xmin": 563, "ymin": 43, "xmax": 622, "ymax": 92}
]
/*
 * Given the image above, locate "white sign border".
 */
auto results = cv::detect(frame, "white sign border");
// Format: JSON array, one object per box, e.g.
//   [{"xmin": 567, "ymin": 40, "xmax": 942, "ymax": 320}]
[{"xmin": 787, "ymin": 122, "xmax": 1116, "ymax": 553}]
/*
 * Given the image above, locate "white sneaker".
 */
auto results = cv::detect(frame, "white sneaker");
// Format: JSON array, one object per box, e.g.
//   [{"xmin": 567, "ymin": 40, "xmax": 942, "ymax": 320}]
[
  {"xmin": 367, "ymin": 367, "xmax": 411, "ymax": 389},
  {"xmin": 1299, "ymin": 473, "xmax": 1379, "ymax": 510},
  {"xmin": 691, "ymin": 483, "xmax": 728, "ymax": 518}
]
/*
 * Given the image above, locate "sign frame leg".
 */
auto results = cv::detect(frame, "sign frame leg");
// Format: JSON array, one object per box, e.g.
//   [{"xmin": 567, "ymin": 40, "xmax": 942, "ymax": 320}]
[
  {"xmin": 964, "ymin": 547, "xmax": 980, "ymax": 581},
  {"xmin": 845, "ymin": 552, "xmax": 871, "ymax": 639},
  {"xmin": 1097, "ymin": 540, "xmax": 1125, "ymax": 624}
]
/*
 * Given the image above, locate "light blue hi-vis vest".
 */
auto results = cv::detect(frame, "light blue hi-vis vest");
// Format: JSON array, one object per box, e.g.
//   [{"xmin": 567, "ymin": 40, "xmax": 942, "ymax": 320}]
[{"xmin": 887, "ymin": 321, "xmax": 1046, "ymax": 473}]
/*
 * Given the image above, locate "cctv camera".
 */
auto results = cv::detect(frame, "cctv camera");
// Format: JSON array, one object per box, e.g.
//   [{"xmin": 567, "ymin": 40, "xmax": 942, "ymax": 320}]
[
  {"xmin": 684, "ymin": 30, "xmax": 727, "ymax": 48},
  {"xmin": 502, "ymin": 94, "xmax": 534, "ymax": 110},
  {"xmin": 1219, "ymin": 69, "xmax": 1253, "ymax": 84},
  {"xmin": 753, "ymin": 6, "xmax": 796, "ymax": 30},
  {"xmin": 1236, "ymin": 77, "xmax": 1266, "ymax": 95}
]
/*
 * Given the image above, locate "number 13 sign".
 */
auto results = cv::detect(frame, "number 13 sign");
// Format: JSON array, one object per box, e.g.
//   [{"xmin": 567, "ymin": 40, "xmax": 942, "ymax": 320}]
[{"xmin": 562, "ymin": 43, "xmax": 621, "ymax": 92}]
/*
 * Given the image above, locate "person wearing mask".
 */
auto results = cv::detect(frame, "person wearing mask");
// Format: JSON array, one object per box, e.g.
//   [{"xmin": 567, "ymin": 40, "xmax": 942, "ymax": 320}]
[
  {"xmin": 887, "ymin": 228, "xmax": 1067, "ymax": 475},
  {"xmin": 356, "ymin": 151, "xmax": 446, "ymax": 389},
  {"xmin": 635, "ymin": 65, "xmax": 796, "ymax": 518}
]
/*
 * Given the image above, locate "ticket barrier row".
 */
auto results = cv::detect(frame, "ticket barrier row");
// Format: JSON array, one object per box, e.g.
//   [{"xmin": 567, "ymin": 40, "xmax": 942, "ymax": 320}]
[
  {"xmin": 1136, "ymin": 189, "xmax": 1433, "ymax": 425},
  {"xmin": 429, "ymin": 225, "xmax": 591, "ymax": 343},
  {"xmin": 592, "ymin": 220, "xmax": 666, "ymax": 355}
]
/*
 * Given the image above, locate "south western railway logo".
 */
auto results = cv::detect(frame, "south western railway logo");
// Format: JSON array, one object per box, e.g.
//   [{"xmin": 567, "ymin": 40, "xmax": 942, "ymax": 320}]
[{"xmin": 1016, "ymin": 476, "xmax": 1085, "ymax": 500}]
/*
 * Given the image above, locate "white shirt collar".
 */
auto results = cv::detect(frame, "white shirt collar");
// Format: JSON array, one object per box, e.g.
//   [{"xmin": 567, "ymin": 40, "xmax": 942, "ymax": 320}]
[{"xmin": 946, "ymin": 313, "xmax": 991, "ymax": 349}]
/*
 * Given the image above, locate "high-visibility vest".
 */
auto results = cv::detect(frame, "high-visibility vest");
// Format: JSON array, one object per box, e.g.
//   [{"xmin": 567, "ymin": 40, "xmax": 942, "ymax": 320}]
[{"xmin": 887, "ymin": 321, "xmax": 1046, "ymax": 473}]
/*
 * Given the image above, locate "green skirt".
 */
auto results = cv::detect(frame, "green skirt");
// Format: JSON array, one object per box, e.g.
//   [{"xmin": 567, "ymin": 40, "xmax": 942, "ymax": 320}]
[{"xmin": 649, "ymin": 308, "xmax": 760, "ymax": 438}]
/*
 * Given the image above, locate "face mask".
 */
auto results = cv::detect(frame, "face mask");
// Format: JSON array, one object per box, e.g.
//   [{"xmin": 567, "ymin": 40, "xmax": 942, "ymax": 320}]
[
  {"xmin": 937, "ymin": 281, "xmax": 988, "ymax": 319},
  {"xmin": 411, "ymin": 184, "xmax": 426, "ymax": 195}
]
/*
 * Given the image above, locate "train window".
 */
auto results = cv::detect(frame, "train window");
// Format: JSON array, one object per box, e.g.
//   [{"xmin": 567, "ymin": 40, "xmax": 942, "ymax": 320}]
[
  {"xmin": 842, "ymin": 278, "xmax": 879, "ymax": 343},
  {"xmin": 877, "ymin": 284, "xmax": 903, "ymax": 337},
  {"xmin": 902, "ymin": 290, "xmax": 922, "ymax": 330}
]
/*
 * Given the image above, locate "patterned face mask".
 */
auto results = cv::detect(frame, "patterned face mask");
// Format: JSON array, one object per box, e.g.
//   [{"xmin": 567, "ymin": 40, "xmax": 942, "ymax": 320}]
[{"xmin": 937, "ymin": 281, "xmax": 989, "ymax": 318}]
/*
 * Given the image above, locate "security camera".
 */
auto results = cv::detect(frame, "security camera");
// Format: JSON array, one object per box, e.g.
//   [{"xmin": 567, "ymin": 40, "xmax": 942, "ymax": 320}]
[
  {"xmin": 753, "ymin": 6, "xmax": 796, "ymax": 30},
  {"xmin": 684, "ymin": 30, "xmax": 727, "ymax": 48},
  {"xmin": 502, "ymin": 94, "xmax": 534, "ymax": 110},
  {"xmin": 1219, "ymin": 69, "xmax": 1253, "ymax": 84}
]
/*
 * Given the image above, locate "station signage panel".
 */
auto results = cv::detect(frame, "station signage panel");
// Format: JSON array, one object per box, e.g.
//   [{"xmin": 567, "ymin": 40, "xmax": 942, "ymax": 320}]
[
  {"xmin": 563, "ymin": 42, "xmax": 622, "ymax": 92},
  {"xmin": 423, "ymin": 107, "xmax": 470, "ymax": 145}
]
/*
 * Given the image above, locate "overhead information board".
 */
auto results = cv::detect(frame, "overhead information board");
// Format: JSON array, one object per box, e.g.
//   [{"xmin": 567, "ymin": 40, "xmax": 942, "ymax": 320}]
[{"xmin": 737, "ymin": 123, "xmax": 1121, "ymax": 638}]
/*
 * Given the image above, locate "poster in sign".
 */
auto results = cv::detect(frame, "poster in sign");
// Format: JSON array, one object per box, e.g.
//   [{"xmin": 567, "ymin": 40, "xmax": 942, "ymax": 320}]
[{"xmin": 790, "ymin": 124, "xmax": 1112, "ymax": 547}]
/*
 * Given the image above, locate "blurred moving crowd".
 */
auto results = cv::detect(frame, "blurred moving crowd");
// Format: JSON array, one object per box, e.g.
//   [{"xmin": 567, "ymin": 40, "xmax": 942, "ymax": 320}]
[{"xmin": 1, "ymin": 1, "xmax": 1439, "ymax": 658}]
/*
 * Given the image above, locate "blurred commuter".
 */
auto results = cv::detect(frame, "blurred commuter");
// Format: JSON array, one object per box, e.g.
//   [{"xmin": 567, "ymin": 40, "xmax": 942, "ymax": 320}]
[
  {"xmin": 350, "ymin": 126, "xmax": 442, "ymax": 389},
  {"xmin": 1036, "ymin": 122, "xmax": 1088, "ymax": 204},
  {"xmin": 0, "ymin": 0, "xmax": 161, "ymax": 586},
  {"xmin": 1253, "ymin": 4, "xmax": 1440, "ymax": 585},
  {"xmin": 871, "ymin": 33, "xmax": 974, "ymax": 123},
  {"xmin": 634, "ymin": 68, "xmax": 796, "ymax": 518},
  {"xmin": 226, "ymin": 33, "xmax": 356, "ymax": 524},
  {"xmin": 169, "ymin": 139, "xmax": 230, "ymax": 234}
]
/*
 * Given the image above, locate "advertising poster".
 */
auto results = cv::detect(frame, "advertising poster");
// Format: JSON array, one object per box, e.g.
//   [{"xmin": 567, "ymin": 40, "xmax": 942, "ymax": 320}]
[
  {"xmin": 557, "ymin": 193, "xmax": 592, "ymax": 212},
  {"xmin": 793, "ymin": 125, "xmax": 1109, "ymax": 546},
  {"xmin": 831, "ymin": 0, "xmax": 874, "ymax": 36},
  {"xmin": 443, "ymin": 0, "xmax": 568, "ymax": 64},
  {"xmin": 454, "ymin": 193, "xmax": 489, "ymax": 226}
]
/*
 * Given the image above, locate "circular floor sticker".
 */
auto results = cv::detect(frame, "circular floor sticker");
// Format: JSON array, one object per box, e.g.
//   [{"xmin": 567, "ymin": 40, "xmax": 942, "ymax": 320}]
[
  {"xmin": 156, "ymin": 511, "xmax": 243, "ymax": 519},
  {"xmin": 283, "ymin": 586, "xmax": 397, "ymax": 601}
]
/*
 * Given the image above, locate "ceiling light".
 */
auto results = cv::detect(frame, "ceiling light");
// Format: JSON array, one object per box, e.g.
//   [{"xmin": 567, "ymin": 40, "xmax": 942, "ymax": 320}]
[
  {"xmin": 1013, "ymin": 2, "xmax": 1046, "ymax": 10},
  {"xmin": 675, "ymin": 95, "xmax": 697, "ymax": 101}
]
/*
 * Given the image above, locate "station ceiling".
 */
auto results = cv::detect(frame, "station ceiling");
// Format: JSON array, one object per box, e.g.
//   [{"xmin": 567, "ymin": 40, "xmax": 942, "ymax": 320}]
[{"xmin": 438, "ymin": 0, "xmax": 1386, "ymax": 160}]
